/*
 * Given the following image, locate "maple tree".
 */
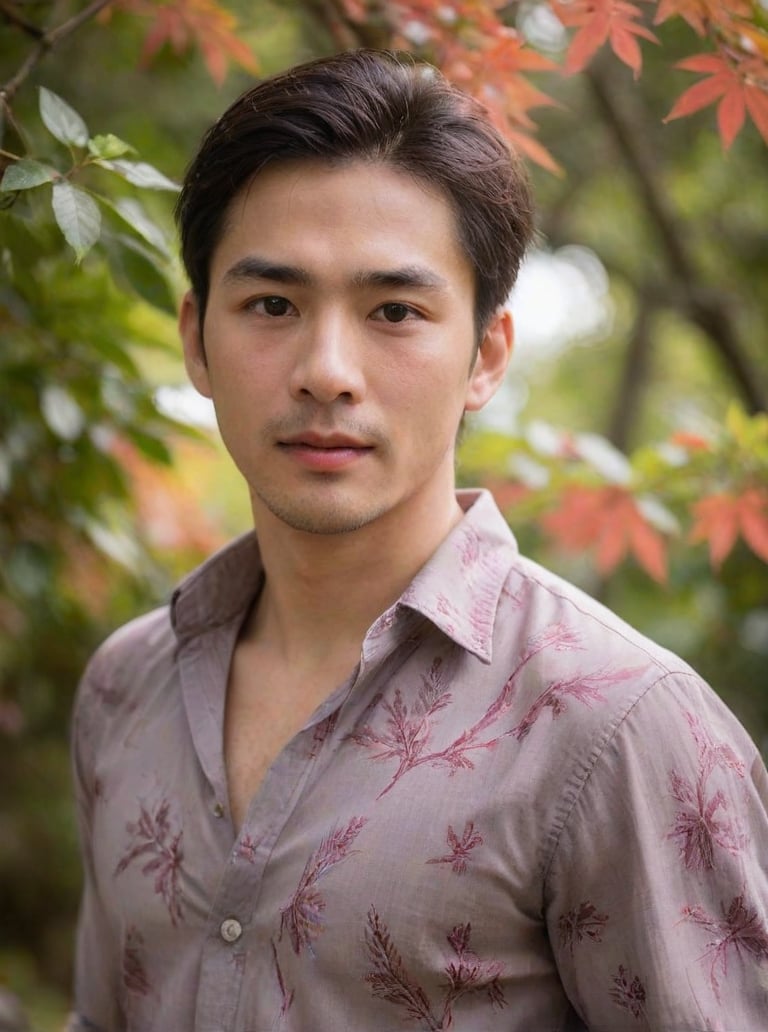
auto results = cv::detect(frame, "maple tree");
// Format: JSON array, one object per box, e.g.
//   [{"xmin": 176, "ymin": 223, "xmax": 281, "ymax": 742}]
[{"xmin": 316, "ymin": 0, "xmax": 768, "ymax": 164}]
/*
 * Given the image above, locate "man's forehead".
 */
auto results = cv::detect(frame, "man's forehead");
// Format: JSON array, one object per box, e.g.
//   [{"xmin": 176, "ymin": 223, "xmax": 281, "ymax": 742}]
[
  {"xmin": 220, "ymin": 155, "xmax": 456, "ymax": 233},
  {"xmin": 210, "ymin": 157, "xmax": 471, "ymax": 288}
]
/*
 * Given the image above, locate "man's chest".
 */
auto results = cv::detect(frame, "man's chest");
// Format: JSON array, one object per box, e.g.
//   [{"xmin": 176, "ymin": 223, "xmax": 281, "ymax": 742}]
[
  {"xmin": 223, "ymin": 637, "xmax": 361, "ymax": 831},
  {"xmin": 97, "ymin": 636, "xmax": 556, "ymax": 927}
]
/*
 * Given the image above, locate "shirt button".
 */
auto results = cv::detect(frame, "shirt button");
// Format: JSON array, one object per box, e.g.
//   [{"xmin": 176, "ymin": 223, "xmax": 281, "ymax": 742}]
[
  {"xmin": 220, "ymin": 918, "xmax": 243, "ymax": 943},
  {"xmin": 213, "ymin": 802, "xmax": 225, "ymax": 818}
]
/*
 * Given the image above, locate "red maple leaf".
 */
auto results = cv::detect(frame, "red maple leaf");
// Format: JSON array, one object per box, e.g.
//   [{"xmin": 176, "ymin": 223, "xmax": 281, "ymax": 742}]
[
  {"xmin": 113, "ymin": 0, "xmax": 259, "ymax": 86},
  {"xmin": 666, "ymin": 52, "xmax": 768, "ymax": 147},
  {"xmin": 551, "ymin": 0, "xmax": 658, "ymax": 77},
  {"xmin": 541, "ymin": 485, "xmax": 668, "ymax": 582},
  {"xmin": 390, "ymin": 4, "xmax": 562, "ymax": 172},
  {"xmin": 653, "ymin": 0, "xmax": 752, "ymax": 36},
  {"xmin": 689, "ymin": 488, "xmax": 768, "ymax": 568}
]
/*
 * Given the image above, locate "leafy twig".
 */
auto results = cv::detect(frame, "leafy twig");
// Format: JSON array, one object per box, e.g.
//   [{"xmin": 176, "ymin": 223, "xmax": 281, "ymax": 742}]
[{"xmin": 1, "ymin": 0, "xmax": 116, "ymax": 108}]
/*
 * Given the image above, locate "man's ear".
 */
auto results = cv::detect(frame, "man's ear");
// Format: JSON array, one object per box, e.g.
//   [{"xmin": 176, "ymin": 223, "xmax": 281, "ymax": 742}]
[
  {"xmin": 179, "ymin": 291, "xmax": 213, "ymax": 399},
  {"xmin": 464, "ymin": 307, "xmax": 514, "ymax": 413}
]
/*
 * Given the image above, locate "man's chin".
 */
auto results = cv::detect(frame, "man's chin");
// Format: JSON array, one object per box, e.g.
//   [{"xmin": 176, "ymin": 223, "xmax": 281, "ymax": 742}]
[{"xmin": 259, "ymin": 495, "xmax": 389, "ymax": 537}]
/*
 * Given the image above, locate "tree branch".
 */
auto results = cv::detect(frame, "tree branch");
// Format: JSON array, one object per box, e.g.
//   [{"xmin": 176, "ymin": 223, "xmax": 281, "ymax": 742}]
[
  {"xmin": 1, "ymin": 0, "xmax": 115, "ymax": 108},
  {"xmin": 606, "ymin": 302, "xmax": 653, "ymax": 451},
  {"xmin": 0, "ymin": 0, "xmax": 44, "ymax": 38},
  {"xmin": 586, "ymin": 58, "xmax": 767, "ymax": 414}
]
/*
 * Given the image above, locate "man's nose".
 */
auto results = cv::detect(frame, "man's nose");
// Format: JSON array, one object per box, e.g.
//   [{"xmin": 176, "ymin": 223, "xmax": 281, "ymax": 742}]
[{"xmin": 288, "ymin": 313, "xmax": 365, "ymax": 404}]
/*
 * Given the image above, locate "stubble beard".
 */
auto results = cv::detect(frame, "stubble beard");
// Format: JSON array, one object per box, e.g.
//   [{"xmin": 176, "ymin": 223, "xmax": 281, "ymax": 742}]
[
  {"xmin": 249, "ymin": 473, "xmax": 394, "ymax": 536},
  {"xmin": 250, "ymin": 415, "xmax": 391, "ymax": 535}
]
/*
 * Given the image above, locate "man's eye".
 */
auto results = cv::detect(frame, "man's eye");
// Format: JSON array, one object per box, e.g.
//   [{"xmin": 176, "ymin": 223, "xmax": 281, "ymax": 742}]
[
  {"xmin": 249, "ymin": 296, "xmax": 292, "ymax": 316},
  {"xmin": 377, "ymin": 303, "xmax": 414, "ymax": 323}
]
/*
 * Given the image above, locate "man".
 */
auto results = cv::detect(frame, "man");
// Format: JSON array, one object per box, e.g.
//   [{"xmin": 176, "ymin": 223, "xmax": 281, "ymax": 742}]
[{"xmin": 71, "ymin": 49, "xmax": 768, "ymax": 1031}]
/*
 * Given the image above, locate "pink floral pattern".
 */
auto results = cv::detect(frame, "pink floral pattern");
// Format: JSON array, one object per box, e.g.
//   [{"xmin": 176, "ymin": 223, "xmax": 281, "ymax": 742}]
[
  {"xmin": 558, "ymin": 901, "xmax": 609, "ymax": 954},
  {"xmin": 667, "ymin": 711, "xmax": 748, "ymax": 872},
  {"xmin": 280, "ymin": 817, "xmax": 367, "ymax": 954},
  {"xmin": 511, "ymin": 665, "xmax": 644, "ymax": 741},
  {"xmin": 354, "ymin": 625, "xmax": 586, "ymax": 796},
  {"xmin": 122, "ymin": 925, "xmax": 151, "ymax": 995},
  {"xmin": 684, "ymin": 711, "xmax": 746, "ymax": 780},
  {"xmin": 682, "ymin": 893, "xmax": 768, "ymax": 1002},
  {"xmin": 668, "ymin": 774, "xmax": 746, "ymax": 871},
  {"xmin": 114, "ymin": 798, "xmax": 184, "ymax": 925},
  {"xmin": 271, "ymin": 939, "xmax": 294, "ymax": 1016},
  {"xmin": 610, "ymin": 964, "xmax": 647, "ymax": 1019},
  {"xmin": 364, "ymin": 907, "xmax": 505, "ymax": 1028},
  {"xmin": 426, "ymin": 821, "xmax": 483, "ymax": 874}
]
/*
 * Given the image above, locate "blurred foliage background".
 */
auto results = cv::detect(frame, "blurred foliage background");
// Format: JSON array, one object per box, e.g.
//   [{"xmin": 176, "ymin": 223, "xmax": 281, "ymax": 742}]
[{"xmin": 1, "ymin": 0, "xmax": 767, "ymax": 1026}]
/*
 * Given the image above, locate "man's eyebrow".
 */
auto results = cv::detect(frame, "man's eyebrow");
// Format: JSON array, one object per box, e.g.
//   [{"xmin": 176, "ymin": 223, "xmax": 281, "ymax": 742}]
[
  {"xmin": 353, "ymin": 265, "xmax": 449, "ymax": 292},
  {"xmin": 221, "ymin": 257, "xmax": 449, "ymax": 292},
  {"xmin": 222, "ymin": 256, "xmax": 311, "ymax": 286}
]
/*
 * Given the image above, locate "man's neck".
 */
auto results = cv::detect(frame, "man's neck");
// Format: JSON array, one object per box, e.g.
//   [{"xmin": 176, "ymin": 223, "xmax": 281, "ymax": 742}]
[{"xmin": 245, "ymin": 489, "xmax": 465, "ymax": 665}]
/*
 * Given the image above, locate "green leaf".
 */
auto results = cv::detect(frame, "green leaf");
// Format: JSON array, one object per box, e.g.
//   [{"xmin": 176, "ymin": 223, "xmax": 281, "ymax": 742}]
[
  {"xmin": 110, "ymin": 197, "xmax": 172, "ymax": 257},
  {"xmin": 97, "ymin": 159, "xmax": 179, "ymax": 191},
  {"xmin": 1, "ymin": 159, "xmax": 58, "ymax": 192},
  {"xmin": 114, "ymin": 236, "xmax": 176, "ymax": 314},
  {"xmin": 39, "ymin": 87, "xmax": 89, "ymax": 147},
  {"xmin": 88, "ymin": 134, "xmax": 135, "ymax": 160},
  {"xmin": 51, "ymin": 182, "xmax": 101, "ymax": 261},
  {"xmin": 128, "ymin": 427, "xmax": 173, "ymax": 465}
]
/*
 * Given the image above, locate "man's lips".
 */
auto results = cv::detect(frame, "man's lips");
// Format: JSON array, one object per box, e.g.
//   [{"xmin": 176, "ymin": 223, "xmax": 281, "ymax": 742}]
[
  {"xmin": 279, "ymin": 431, "xmax": 372, "ymax": 450},
  {"xmin": 278, "ymin": 432, "xmax": 374, "ymax": 470}
]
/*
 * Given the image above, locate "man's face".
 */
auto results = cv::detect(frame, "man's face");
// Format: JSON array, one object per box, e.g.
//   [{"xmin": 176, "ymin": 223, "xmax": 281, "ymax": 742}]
[{"xmin": 181, "ymin": 159, "xmax": 511, "ymax": 537}]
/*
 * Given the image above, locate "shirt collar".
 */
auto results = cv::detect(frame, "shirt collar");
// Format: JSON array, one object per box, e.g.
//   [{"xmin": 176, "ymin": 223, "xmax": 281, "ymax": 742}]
[
  {"xmin": 171, "ymin": 531, "xmax": 263, "ymax": 645},
  {"xmin": 396, "ymin": 489, "xmax": 517, "ymax": 664},
  {"xmin": 171, "ymin": 489, "xmax": 517, "ymax": 662}
]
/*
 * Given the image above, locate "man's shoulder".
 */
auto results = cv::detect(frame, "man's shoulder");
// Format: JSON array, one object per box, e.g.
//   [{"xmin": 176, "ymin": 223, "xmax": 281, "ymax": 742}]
[
  {"xmin": 80, "ymin": 605, "xmax": 175, "ymax": 694},
  {"xmin": 491, "ymin": 552, "xmax": 762, "ymax": 814},
  {"xmin": 502, "ymin": 550, "xmax": 696, "ymax": 680},
  {"xmin": 488, "ymin": 549, "xmax": 724, "ymax": 756},
  {"xmin": 72, "ymin": 606, "xmax": 178, "ymax": 760}
]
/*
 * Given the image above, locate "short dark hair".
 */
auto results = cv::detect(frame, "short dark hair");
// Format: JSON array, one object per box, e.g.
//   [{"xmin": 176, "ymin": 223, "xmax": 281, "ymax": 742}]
[{"xmin": 175, "ymin": 49, "xmax": 535, "ymax": 335}]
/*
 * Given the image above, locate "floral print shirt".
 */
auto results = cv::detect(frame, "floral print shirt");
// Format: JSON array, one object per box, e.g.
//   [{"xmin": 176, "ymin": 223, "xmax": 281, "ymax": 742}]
[{"xmin": 71, "ymin": 490, "xmax": 768, "ymax": 1031}]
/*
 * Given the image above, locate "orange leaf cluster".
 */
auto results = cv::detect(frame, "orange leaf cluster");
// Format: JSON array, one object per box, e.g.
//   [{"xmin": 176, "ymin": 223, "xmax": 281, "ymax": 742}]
[
  {"xmin": 657, "ymin": 0, "xmax": 768, "ymax": 146},
  {"xmin": 551, "ymin": 0, "xmax": 658, "ymax": 78},
  {"xmin": 690, "ymin": 488, "xmax": 768, "ymax": 569},
  {"xmin": 654, "ymin": 0, "xmax": 753, "ymax": 38},
  {"xmin": 541, "ymin": 485, "xmax": 668, "ymax": 583},
  {"xmin": 111, "ymin": 0, "xmax": 259, "ymax": 85},
  {"xmin": 390, "ymin": 1, "xmax": 562, "ymax": 171},
  {"xmin": 386, "ymin": 0, "xmax": 768, "ymax": 153},
  {"xmin": 666, "ymin": 52, "xmax": 768, "ymax": 147}
]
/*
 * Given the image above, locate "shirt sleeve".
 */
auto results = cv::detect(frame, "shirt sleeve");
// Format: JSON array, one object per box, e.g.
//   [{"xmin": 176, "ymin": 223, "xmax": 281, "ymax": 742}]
[
  {"xmin": 69, "ymin": 658, "xmax": 126, "ymax": 1032},
  {"xmin": 545, "ymin": 670, "xmax": 768, "ymax": 1031}
]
